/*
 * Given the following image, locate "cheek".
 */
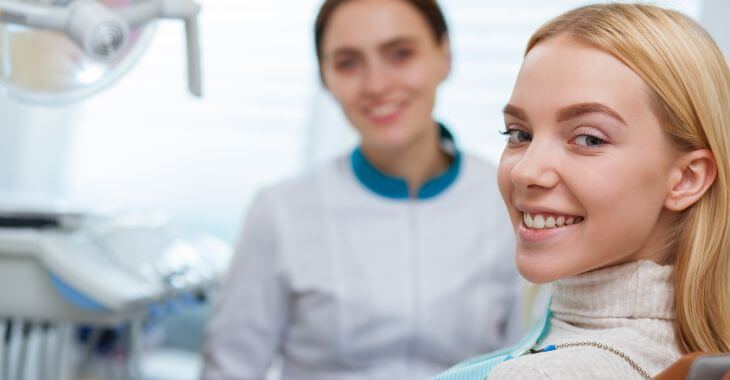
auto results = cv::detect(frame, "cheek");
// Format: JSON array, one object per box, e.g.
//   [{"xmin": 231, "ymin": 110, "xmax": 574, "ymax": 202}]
[
  {"xmin": 325, "ymin": 75, "xmax": 360, "ymax": 107},
  {"xmin": 497, "ymin": 152, "xmax": 520, "ymax": 221},
  {"xmin": 400, "ymin": 61, "xmax": 443, "ymax": 94},
  {"xmin": 497, "ymin": 154, "xmax": 514, "ymax": 200},
  {"xmin": 571, "ymin": 155, "xmax": 669, "ymax": 252}
]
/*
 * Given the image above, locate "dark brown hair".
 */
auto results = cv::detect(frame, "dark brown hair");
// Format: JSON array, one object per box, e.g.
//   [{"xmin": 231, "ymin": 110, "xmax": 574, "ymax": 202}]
[{"xmin": 314, "ymin": 0, "xmax": 449, "ymax": 62}]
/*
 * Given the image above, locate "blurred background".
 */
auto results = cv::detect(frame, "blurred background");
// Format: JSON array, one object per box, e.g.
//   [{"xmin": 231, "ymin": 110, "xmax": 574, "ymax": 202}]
[{"xmin": 0, "ymin": 0, "xmax": 726, "ymax": 379}]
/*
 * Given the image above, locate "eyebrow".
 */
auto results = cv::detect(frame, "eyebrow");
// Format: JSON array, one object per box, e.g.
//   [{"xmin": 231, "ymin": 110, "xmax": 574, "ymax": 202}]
[
  {"xmin": 502, "ymin": 104, "xmax": 530, "ymax": 122},
  {"xmin": 380, "ymin": 37, "xmax": 417, "ymax": 51},
  {"xmin": 326, "ymin": 37, "xmax": 417, "ymax": 60},
  {"xmin": 557, "ymin": 102, "xmax": 626, "ymax": 124},
  {"xmin": 502, "ymin": 102, "xmax": 627, "ymax": 125},
  {"xmin": 327, "ymin": 47, "xmax": 360, "ymax": 60}
]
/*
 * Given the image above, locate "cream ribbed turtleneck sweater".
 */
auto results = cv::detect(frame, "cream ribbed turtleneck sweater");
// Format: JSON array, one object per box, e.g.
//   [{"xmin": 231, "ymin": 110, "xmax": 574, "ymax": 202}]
[{"xmin": 490, "ymin": 260, "xmax": 684, "ymax": 379}]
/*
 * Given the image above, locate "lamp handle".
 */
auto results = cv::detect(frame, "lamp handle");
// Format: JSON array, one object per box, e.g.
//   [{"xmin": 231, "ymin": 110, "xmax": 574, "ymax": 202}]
[{"xmin": 117, "ymin": 0, "xmax": 202, "ymax": 96}]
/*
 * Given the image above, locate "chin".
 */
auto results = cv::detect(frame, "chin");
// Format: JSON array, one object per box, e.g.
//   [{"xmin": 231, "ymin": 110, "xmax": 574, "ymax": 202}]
[
  {"xmin": 367, "ymin": 128, "xmax": 415, "ymax": 150},
  {"xmin": 515, "ymin": 252, "xmax": 567, "ymax": 284}
]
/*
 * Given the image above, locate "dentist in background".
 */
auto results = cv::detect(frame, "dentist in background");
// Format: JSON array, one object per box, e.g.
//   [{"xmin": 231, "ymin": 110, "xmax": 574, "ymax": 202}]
[{"xmin": 202, "ymin": 1, "xmax": 521, "ymax": 379}]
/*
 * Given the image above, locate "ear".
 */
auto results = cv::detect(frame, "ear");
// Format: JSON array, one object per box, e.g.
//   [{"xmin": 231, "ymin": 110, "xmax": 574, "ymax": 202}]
[
  {"xmin": 438, "ymin": 35, "xmax": 452, "ymax": 82},
  {"xmin": 665, "ymin": 149, "xmax": 717, "ymax": 211}
]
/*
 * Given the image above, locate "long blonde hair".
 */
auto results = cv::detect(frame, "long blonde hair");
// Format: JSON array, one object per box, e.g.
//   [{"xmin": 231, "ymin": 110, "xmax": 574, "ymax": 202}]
[{"xmin": 525, "ymin": 3, "xmax": 730, "ymax": 353}]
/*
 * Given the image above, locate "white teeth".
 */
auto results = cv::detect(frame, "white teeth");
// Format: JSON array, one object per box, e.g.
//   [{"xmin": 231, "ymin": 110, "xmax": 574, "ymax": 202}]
[
  {"xmin": 533, "ymin": 215, "xmax": 546, "ymax": 229},
  {"xmin": 545, "ymin": 216, "xmax": 555, "ymax": 228},
  {"xmin": 370, "ymin": 104, "xmax": 398, "ymax": 117},
  {"xmin": 524, "ymin": 212, "xmax": 534, "ymax": 228},
  {"xmin": 522, "ymin": 213, "xmax": 582, "ymax": 230}
]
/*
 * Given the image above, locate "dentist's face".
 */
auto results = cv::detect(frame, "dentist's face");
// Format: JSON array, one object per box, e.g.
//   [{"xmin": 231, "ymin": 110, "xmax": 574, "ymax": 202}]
[
  {"xmin": 320, "ymin": 0, "xmax": 450, "ymax": 152},
  {"xmin": 498, "ymin": 35, "xmax": 678, "ymax": 283}
]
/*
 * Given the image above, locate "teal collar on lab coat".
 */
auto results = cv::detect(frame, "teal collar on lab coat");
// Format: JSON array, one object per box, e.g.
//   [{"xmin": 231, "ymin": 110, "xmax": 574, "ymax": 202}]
[{"xmin": 351, "ymin": 123, "xmax": 462, "ymax": 200}]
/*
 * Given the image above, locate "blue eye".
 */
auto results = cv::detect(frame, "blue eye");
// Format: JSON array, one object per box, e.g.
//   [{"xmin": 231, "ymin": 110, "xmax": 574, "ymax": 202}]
[
  {"xmin": 573, "ymin": 134, "xmax": 606, "ymax": 147},
  {"xmin": 499, "ymin": 128, "xmax": 532, "ymax": 144}
]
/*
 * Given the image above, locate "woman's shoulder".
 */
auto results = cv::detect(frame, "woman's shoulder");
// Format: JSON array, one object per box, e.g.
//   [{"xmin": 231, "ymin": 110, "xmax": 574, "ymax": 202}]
[
  {"xmin": 259, "ymin": 154, "xmax": 350, "ymax": 201},
  {"xmin": 489, "ymin": 346, "xmax": 646, "ymax": 379},
  {"xmin": 449, "ymin": 152, "xmax": 503, "ymax": 203}
]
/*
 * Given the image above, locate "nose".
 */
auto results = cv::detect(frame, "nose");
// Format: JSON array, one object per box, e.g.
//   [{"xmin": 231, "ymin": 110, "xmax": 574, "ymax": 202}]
[
  {"xmin": 510, "ymin": 137, "xmax": 560, "ymax": 191},
  {"xmin": 362, "ymin": 61, "xmax": 393, "ymax": 96}
]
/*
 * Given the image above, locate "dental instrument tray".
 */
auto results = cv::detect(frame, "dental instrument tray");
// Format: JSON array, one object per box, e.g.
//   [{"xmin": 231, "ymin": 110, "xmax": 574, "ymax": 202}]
[{"xmin": 0, "ymin": 210, "xmax": 231, "ymax": 325}]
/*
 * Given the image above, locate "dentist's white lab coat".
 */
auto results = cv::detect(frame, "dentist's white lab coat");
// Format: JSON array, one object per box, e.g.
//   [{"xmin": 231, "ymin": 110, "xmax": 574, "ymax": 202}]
[{"xmin": 203, "ymin": 142, "xmax": 520, "ymax": 380}]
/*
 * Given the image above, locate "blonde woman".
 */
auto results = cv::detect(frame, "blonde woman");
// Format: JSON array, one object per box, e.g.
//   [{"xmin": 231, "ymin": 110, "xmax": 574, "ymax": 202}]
[{"xmin": 433, "ymin": 3, "xmax": 729, "ymax": 379}]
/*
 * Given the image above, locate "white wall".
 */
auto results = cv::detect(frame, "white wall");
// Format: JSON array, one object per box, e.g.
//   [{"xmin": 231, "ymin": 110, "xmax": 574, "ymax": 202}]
[
  {"xmin": 0, "ymin": 96, "xmax": 74, "ymax": 201},
  {"xmin": 700, "ymin": 0, "xmax": 730, "ymax": 56}
]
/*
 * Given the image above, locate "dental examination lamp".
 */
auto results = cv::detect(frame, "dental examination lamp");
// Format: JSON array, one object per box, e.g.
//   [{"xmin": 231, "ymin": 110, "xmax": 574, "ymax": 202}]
[{"xmin": 0, "ymin": 0, "xmax": 202, "ymax": 103}]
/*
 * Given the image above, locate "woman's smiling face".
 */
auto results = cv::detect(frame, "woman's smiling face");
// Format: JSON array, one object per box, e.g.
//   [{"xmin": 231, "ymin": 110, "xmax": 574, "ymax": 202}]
[
  {"xmin": 498, "ymin": 34, "xmax": 680, "ymax": 283},
  {"xmin": 319, "ymin": 0, "xmax": 450, "ymax": 153}
]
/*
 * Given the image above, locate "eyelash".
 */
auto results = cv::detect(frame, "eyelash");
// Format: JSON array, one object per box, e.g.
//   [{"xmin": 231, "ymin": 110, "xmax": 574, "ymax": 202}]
[
  {"xmin": 498, "ymin": 127, "xmax": 610, "ymax": 149},
  {"xmin": 498, "ymin": 127, "xmax": 531, "ymax": 145},
  {"xmin": 571, "ymin": 134, "xmax": 608, "ymax": 148},
  {"xmin": 334, "ymin": 58, "xmax": 358, "ymax": 71},
  {"xmin": 570, "ymin": 127, "xmax": 610, "ymax": 148},
  {"xmin": 391, "ymin": 47, "xmax": 414, "ymax": 62},
  {"xmin": 333, "ymin": 45, "xmax": 414, "ymax": 71}
]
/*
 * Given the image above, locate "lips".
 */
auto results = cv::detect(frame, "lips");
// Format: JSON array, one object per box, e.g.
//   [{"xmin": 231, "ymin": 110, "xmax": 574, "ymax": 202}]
[
  {"xmin": 364, "ymin": 101, "xmax": 406, "ymax": 125},
  {"xmin": 370, "ymin": 103, "xmax": 399, "ymax": 117},
  {"xmin": 515, "ymin": 209, "xmax": 584, "ymax": 243}
]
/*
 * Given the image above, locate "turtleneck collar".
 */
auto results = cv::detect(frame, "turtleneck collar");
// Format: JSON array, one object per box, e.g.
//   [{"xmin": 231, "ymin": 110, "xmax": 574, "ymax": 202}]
[{"xmin": 551, "ymin": 260, "xmax": 675, "ymax": 321}]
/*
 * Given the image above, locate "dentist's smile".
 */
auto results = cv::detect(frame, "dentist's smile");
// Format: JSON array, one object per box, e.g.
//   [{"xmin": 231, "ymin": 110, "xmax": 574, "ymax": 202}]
[{"xmin": 364, "ymin": 101, "xmax": 407, "ymax": 125}]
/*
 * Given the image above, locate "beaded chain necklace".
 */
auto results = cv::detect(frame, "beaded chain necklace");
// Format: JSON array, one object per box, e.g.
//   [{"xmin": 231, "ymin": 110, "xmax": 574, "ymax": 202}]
[
  {"xmin": 431, "ymin": 298, "xmax": 652, "ymax": 380},
  {"xmin": 530, "ymin": 341, "xmax": 650, "ymax": 379}
]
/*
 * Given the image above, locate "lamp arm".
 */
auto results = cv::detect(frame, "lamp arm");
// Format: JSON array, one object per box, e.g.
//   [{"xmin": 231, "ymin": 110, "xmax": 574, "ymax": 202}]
[
  {"xmin": 0, "ymin": 0, "xmax": 70, "ymax": 31},
  {"xmin": 116, "ymin": 0, "xmax": 201, "ymax": 96},
  {"xmin": 184, "ymin": 16, "xmax": 201, "ymax": 96}
]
